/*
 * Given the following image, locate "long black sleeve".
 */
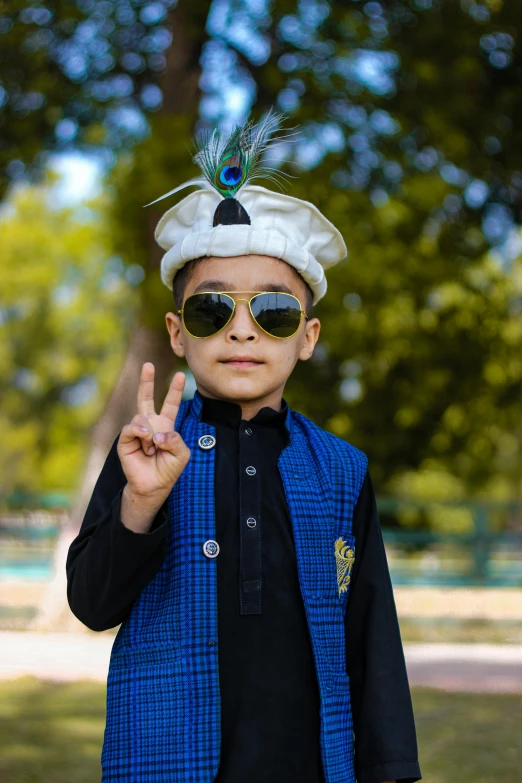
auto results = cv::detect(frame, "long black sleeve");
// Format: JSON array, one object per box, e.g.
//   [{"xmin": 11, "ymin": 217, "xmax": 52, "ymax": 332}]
[
  {"xmin": 66, "ymin": 433, "xmax": 170, "ymax": 632},
  {"xmin": 345, "ymin": 469, "xmax": 422, "ymax": 783}
]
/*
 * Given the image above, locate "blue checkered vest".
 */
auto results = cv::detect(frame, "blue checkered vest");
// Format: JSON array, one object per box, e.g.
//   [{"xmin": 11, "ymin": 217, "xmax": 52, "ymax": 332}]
[{"xmin": 101, "ymin": 390, "xmax": 368, "ymax": 783}]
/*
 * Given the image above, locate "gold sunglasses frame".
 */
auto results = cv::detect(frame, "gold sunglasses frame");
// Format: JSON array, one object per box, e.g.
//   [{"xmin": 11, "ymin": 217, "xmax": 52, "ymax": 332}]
[{"xmin": 177, "ymin": 291, "xmax": 309, "ymax": 340}]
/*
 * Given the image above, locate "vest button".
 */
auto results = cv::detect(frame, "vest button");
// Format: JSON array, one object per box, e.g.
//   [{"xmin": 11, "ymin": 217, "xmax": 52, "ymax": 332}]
[
  {"xmin": 203, "ymin": 539, "xmax": 220, "ymax": 558},
  {"xmin": 198, "ymin": 434, "xmax": 216, "ymax": 450},
  {"xmin": 208, "ymin": 640, "xmax": 216, "ymax": 647}
]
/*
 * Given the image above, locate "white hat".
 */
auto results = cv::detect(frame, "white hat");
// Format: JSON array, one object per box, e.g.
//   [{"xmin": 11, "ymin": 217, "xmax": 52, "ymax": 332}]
[{"xmin": 145, "ymin": 110, "xmax": 348, "ymax": 306}]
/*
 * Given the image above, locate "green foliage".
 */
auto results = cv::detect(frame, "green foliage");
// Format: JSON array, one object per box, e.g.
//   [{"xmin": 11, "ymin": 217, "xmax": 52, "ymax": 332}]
[
  {"xmin": 257, "ymin": 0, "xmax": 522, "ymax": 228},
  {"xmin": 0, "ymin": 177, "xmax": 138, "ymax": 494},
  {"xmin": 284, "ymin": 166, "xmax": 522, "ymax": 503},
  {"xmin": 0, "ymin": 0, "xmax": 179, "ymax": 195}
]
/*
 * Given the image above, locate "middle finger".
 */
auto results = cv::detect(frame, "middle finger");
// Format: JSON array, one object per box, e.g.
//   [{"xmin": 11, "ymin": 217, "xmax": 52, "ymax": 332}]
[{"xmin": 159, "ymin": 371, "xmax": 186, "ymax": 424}]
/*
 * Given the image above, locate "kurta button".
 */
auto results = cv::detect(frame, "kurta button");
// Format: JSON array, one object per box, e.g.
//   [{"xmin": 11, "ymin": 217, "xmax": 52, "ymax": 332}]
[
  {"xmin": 203, "ymin": 539, "xmax": 220, "ymax": 558},
  {"xmin": 244, "ymin": 427, "xmax": 253, "ymax": 436},
  {"xmin": 246, "ymin": 465, "xmax": 256, "ymax": 476},
  {"xmin": 246, "ymin": 517, "xmax": 257, "ymax": 528},
  {"xmin": 198, "ymin": 434, "xmax": 216, "ymax": 450}
]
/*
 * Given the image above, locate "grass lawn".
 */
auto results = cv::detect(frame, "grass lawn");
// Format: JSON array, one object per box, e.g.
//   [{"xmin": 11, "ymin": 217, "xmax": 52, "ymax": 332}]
[{"xmin": 0, "ymin": 677, "xmax": 520, "ymax": 782}]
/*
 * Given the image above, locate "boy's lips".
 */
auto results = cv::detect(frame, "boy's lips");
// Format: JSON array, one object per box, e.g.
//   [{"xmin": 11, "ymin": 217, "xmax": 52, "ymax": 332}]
[{"xmin": 220, "ymin": 356, "xmax": 264, "ymax": 368}]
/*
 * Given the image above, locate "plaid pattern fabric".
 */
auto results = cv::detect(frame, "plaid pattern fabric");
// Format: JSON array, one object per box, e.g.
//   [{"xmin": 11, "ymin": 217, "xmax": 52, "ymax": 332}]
[{"xmin": 101, "ymin": 391, "xmax": 368, "ymax": 783}]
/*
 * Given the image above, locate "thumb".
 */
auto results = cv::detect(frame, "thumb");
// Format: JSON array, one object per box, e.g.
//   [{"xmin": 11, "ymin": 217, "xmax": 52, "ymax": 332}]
[{"xmin": 153, "ymin": 429, "xmax": 190, "ymax": 462}]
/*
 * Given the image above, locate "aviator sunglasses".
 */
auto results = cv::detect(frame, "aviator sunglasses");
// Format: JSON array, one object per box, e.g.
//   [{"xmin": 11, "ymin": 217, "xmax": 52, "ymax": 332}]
[{"xmin": 177, "ymin": 291, "xmax": 309, "ymax": 339}]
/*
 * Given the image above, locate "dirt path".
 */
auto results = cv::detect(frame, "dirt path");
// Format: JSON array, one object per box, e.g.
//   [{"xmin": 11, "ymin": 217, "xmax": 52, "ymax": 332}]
[
  {"xmin": 404, "ymin": 642, "xmax": 522, "ymax": 693},
  {"xmin": 1, "ymin": 632, "xmax": 521, "ymax": 693}
]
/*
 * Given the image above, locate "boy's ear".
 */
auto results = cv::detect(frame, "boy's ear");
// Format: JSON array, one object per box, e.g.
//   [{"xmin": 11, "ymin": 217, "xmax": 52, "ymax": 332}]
[
  {"xmin": 165, "ymin": 312, "xmax": 186, "ymax": 358},
  {"xmin": 298, "ymin": 316, "xmax": 320, "ymax": 361}
]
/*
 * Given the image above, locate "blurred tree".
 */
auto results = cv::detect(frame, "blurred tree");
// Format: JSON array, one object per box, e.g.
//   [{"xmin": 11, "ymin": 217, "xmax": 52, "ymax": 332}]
[
  {"xmin": 5, "ymin": 1, "xmax": 521, "ymax": 475},
  {"xmin": 1, "ymin": 0, "xmax": 520, "ymax": 626},
  {"xmin": 0, "ymin": 176, "xmax": 138, "ymax": 495},
  {"xmin": 21, "ymin": 0, "xmax": 211, "ymax": 631},
  {"xmin": 203, "ymin": 0, "xmax": 522, "ymax": 231},
  {"xmin": 217, "ymin": 0, "xmax": 522, "ymax": 503},
  {"xmin": 0, "ymin": 0, "xmax": 204, "ymax": 194},
  {"xmin": 290, "ymin": 170, "xmax": 522, "ymax": 506}
]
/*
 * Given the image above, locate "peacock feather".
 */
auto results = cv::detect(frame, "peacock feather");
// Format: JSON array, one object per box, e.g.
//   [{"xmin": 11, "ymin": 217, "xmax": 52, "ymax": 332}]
[{"xmin": 144, "ymin": 107, "xmax": 298, "ymax": 207}]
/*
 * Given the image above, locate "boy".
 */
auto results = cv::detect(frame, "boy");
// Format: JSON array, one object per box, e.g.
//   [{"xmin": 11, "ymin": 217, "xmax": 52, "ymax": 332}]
[{"xmin": 66, "ymin": 112, "xmax": 422, "ymax": 783}]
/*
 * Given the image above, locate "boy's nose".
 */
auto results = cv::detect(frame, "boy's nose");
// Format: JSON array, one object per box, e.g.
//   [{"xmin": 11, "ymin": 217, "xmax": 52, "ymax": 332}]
[{"xmin": 226, "ymin": 299, "xmax": 259, "ymax": 337}]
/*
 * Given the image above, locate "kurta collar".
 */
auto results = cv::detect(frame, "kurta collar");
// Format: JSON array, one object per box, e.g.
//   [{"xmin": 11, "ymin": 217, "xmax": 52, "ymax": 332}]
[{"xmin": 190, "ymin": 388, "xmax": 291, "ymax": 441}]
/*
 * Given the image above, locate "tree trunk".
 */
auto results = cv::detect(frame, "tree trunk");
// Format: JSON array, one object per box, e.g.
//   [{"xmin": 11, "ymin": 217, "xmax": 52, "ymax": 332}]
[{"xmin": 29, "ymin": 1, "xmax": 210, "ymax": 632}]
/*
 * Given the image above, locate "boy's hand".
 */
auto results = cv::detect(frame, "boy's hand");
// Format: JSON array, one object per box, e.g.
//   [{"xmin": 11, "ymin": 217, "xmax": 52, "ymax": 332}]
[{"xmin": 118, "ymin": 363, "xmax": 191, "ymax": 505}]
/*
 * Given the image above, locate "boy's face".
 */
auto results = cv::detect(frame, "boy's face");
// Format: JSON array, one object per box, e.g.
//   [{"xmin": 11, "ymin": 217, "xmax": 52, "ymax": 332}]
[{"xmin": 165, "ymin": 254, "xmax": 321, "ymax": 406}]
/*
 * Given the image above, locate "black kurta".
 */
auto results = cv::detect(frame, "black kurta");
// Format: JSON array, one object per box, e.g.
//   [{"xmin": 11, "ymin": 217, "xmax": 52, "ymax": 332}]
[{"xmin": 66, "ymin": 392, "xmax": 422, "ymax": 783}]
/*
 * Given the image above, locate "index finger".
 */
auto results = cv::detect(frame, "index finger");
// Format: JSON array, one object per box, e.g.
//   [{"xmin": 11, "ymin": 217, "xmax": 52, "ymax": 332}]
[
  {"xmin": 137, "ymin": 362, "xmax": 156, "ymax": 417},
  {"xmin": 159, "ymin": 371, "xmax": 186, "ymax": 426}
]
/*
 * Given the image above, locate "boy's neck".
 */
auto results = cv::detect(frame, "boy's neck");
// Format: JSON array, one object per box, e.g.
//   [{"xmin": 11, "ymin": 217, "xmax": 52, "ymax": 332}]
[{"xmin": 196, "ymin": 383, "xmax": 284, "ymax": 420}]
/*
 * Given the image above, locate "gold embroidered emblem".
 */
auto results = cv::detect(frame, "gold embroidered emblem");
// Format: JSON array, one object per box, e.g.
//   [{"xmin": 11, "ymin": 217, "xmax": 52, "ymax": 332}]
[{"xmin": 335, "ymin": 537, "xmax": 355, "ymax": 597}]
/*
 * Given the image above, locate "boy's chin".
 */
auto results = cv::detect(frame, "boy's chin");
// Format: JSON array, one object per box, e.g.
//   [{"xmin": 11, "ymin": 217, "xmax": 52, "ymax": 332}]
[{"xmin": 198, "ymin": 376, "xmax": 277, "ymax": 402}]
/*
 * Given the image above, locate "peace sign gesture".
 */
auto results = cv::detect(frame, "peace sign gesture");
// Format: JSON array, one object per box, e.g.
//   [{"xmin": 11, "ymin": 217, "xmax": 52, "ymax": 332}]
[{"xmin": 118, "ymin": 363, "xmax": 191, "ymax": 506}]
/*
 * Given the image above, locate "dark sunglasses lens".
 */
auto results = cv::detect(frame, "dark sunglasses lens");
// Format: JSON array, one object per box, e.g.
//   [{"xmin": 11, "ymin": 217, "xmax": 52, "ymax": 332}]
[
  {"xmin": 183, "ymin": 293, "xmax": 233, "ymax": 337},
  {"xmin": 251, "ymin": 293, "xmax": 302, "ymax": 337}
]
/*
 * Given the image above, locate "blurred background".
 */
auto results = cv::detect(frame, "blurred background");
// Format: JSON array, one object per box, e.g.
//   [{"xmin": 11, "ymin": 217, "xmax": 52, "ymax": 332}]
[{"xmin": 0, "ymin": 0, "xmax": 521, "ymax": 781}]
